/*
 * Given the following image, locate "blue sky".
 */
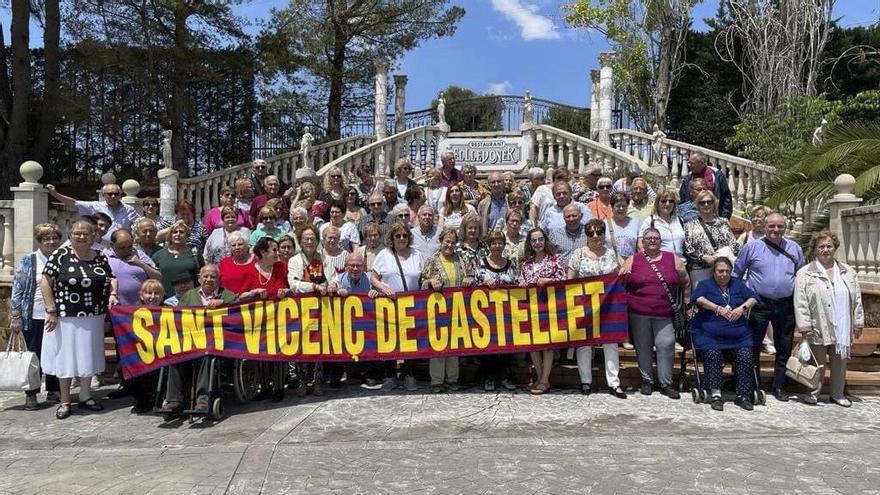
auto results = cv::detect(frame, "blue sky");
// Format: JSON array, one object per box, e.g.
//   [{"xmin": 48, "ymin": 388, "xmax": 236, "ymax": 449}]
[{"xmin": 3, "ymin": 0, "xmax": 878, "ymax": 111}]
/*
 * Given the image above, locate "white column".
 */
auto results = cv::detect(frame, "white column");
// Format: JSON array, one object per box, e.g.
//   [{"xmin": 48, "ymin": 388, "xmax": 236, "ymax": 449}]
[
  {"xmin": 828, "ymin": 174, "xmax": 862, "ymax": 266},
  {"xmin": 158, "ymin": 168, "xmax": 179, "ymax": 219},
  {"xmin": 11, "ymin": 161, "xmax": 49, "ymax": 266},
  {"xmin": 598, "ymin": 52, "xmax": 615, "ymax": 146},
  {"xmin": 374, "ymin": 58, "xmax": 389, "ymax": 140},
  {"xmin": 590, "ymin": 69, "xmax": 600, "ymax": 141},
  {"xmin": 393, "ymin": 74, "xmax": 408, "ymax": 134}
]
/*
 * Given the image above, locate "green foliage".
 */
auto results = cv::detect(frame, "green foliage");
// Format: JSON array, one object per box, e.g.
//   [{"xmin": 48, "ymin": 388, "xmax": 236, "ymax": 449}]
[
  {"xmin": 819, "ymin": 24, "xmax": 880, "ymax": 100},
  {"xmin": 431, "ymin": 86, "xmax": 503, "ymax": 132},
  {"xmin": 543, "ymin": 106, "xmax": 591, "ymax": 137}
]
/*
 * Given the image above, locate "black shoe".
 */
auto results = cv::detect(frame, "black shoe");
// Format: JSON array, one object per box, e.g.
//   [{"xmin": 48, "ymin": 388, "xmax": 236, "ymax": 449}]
[
  {"xmin": 660, "ymin": 386, "xmax": 680, "ymax": 400},
  {"xmin": 107, "ymin": 386, "xmax": 133, "ymax": 399},
  {"xmin": 640, "ymin": 383, "xmax": 653, "ymax": 395},
  {"xmin": 131, "ymin": 403, "xmax": 151, "ymax": 414},
  {"xmin": 445, "ymin": 383, "xmax": 460, "ymax": 392},
  {"xmin": 710, "ymin": 397, "xmax": 724, "ymax": 411},
  {"xmin": 271, "ymin": 389, "xmax": 284, "ymax": 403},
  {"xmin": 56, "ymin": 403, "xmax": 71, "ymax": 419},
  {"xmin": 735, "ymin": 396, "xmax": 754, "ymax": 411},
  {"xmin": 77, "ymin": 398, "xmax": 104, "ymax": 411},
  {"xmin": 772, "ymin": 389, "xmax": 789, "ymax": 402},
  {"xmin": 24, "ymin": 394, "xmax": 39, "ymax": 411},
  {"xmin": 45, "ymin": 392, "xmax": 61, "ymax": 404},
  {"xmin": 609, "ymin": 386, "xmax": 627, "ymax": 399},
  {"xmin": 581, "ymin": 384, "xmax": 592, "ymax": 396}
]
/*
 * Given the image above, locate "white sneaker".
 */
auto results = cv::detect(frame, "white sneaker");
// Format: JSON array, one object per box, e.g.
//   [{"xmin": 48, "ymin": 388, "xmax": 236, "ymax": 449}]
[
  {"xmin": 763, "ymin": 343, "xmax": 776, "ymax": 355},
  {"xmin": 675, "ymin": 343, "xmax": 684, "ymax": 352},
  {"xmin": 622, "ymin": 343, "xmax": 634, "ymax": 350},
  {"xmin": 90, "ymin": 376, "xmax": 101, "ymax": 389},
  {"xmin": 404, "ymin": 375, "xmax": 418, "ymax": 391}
]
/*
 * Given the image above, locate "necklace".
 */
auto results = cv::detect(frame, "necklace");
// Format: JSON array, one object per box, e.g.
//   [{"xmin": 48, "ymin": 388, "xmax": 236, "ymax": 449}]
[
  {"xmin": 719, "ymin": 284, "xmax": 731, "ymax": 309},
  {"xmin": 257, "ymin": 263, "xmax": 273, "ymax": 286}
]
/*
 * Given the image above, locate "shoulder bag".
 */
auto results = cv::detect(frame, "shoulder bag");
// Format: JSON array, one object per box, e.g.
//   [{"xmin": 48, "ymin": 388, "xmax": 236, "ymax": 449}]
[
  {"xmin": 0, "ymin": 330, "xmax": 41, "ymax": 392},
  {"xmin": 643, "ymin": 252, "xmax": 691, "ymax": 342}
]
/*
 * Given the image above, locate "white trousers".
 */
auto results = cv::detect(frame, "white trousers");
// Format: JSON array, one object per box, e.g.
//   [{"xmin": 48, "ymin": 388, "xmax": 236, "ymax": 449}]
[{"xmin": 576, "ymin": 344, "xmax": 620, "ymax": 387}]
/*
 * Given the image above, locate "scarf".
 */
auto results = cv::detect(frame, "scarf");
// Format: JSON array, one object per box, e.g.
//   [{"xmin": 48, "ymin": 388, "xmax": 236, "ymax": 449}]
[{"xmin": 824, "ymin": 261, "xmax": 852, "ymax": 359}]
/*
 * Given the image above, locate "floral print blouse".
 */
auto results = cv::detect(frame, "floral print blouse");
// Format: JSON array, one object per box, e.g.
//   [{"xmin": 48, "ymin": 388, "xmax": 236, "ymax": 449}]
[
  {"xmin": 568, "ymin": 247, "xmax": 621, "ymax": 278},
  {"xmin": 518, "ymin": 254, "xmax": 566, "ymax": 285}
]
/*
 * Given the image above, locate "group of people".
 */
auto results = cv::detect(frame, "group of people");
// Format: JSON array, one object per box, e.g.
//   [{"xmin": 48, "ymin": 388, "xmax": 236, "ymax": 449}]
[{"xmin": 8, "ymin": 151, "xmax": 864, "ymax": 420}]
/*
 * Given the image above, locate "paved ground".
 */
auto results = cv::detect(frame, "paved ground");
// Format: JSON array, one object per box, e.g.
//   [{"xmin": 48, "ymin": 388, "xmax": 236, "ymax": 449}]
[{"xmin": 2, "ymin": 382, "xmax": 880, "ymax": 494}]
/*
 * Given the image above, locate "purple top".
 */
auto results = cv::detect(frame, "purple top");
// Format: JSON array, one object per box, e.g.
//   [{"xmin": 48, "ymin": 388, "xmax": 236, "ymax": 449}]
[
  {"xmin": 627, "ymin": 251, "xmax": 678, "ymax": 317},
  {"xmin": 733, "ymin": 238, "xmax": 805, "ymax": 299},
  {"xmin": 104, "ymin": 247, "xmax": 156, "ymax": 306},
  {"xmin": 440, "ymin": 167, "xmax": 463, "ymax": 187}
]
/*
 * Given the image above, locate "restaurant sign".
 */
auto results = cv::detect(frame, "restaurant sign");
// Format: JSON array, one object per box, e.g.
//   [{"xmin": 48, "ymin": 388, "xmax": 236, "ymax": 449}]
[{"xmin": 439, "ymin": 136, "xmax": 530, "ymax": 170}]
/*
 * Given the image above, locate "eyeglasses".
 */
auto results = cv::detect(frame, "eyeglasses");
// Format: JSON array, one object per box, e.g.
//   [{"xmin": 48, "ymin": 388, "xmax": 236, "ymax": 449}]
[
  {"xmin": 660, "ymin": 199, "xmax": 676, "ymax": 205},
  {"xmin": 369, "ymin": 202, "xmax": 383, "ymax": 207},
  {"xmin": 598, "ymin": 185, "xmax": 612, "ymax": 190},
  {"xmin": 529, "ymin": 236, "xmax": 545, "ymax": 244},
  {"xmin": 643, "ymin": 237, "xmax": 661, "ymax": 242},
  {"xmin": 698, "ymin": 200, "xmax": 714, "ymax": 206},
  {"xmin": 143, "ymin": 203, "xmax": 158, "ymax": 208},
  {"xmin": 586, "ymin": 229, "xmax": 605, "ymax": 237},
  {"xmin": 105, "ymin": 192, "xmax": 120, "ymax": 197},
  {"xmin": 261, "ymin": 217, "xmax": 276, "ymax": 222}
]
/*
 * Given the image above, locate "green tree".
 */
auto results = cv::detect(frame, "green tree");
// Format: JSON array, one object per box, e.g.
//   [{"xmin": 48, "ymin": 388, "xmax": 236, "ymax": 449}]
[
  {"xmin": 564, "ymin": 0, "xmax": 695, "ymax": 131},
  {"xmin": 543, "ymin": 105, "xmax": 591, "ymax": 137},
  {"xmin": 260, "ymin": 0, "xmax": 465, "ymax": 140},
  {"xmin": 819, "ymin": 24, "xmax": 880, "ymax": 100},
  {"xmin": 430, "ymin": 86, "xmax": 502, "ymax": 132}
]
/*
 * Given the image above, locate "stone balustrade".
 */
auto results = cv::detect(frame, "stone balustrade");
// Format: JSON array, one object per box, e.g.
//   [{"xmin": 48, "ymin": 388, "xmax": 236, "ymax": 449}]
[
  {"xmin": 610, "ymin": 128, "xmax": 777, "ymax": 211},
  {"xmin": 528, "ymin": 125, "xmax": 647, "ymax": 178},
  {"xmin": 317, "ymin": 125, "xmax": 447, "ymax": 181},
  {"xmin": 0, "ymin": 201, "xmax": 15, "ymax": 281},
  {"xmin": 841, "ymin": 205, "xmax": 880, "ymax": 291},
  {"xmin": 178, "ymin": 135, "xmax": 374, "ymax": 218}
]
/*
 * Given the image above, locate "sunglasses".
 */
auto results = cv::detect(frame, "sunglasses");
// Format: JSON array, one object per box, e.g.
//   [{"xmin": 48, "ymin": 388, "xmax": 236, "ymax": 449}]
[
  {"xmin": 660, "ymin": 199, "xmax": 676, "ymax": 205},
  {"xmin": 261, "ymin": 217, "xmax": 276, "ymax": 221},
  {"xmin": 598, "ymin": 185, "xmax": 612, "ymax": 190},
  {"xmin": 369, "ymin": 202, "xmax": 383, "ymax": 207},
  {"xmin": 529, "ymin": 236, "xmax": 545, "ymax": 244},
  {"xmin": 510, "ymin": 201, "xmax": 524, "ymax": 205},
  {"xmin": 394, "ymin": 234, "xmax": 409, "ymax": 240},
  {"xmin": 590, "ymin": 173, "xmax": 601, "ymax": 177},
  {"xmin": 105, "ymin": 192, "xmax": 120, "ymax": 197},
  {"xmin": 586, "ymin": 229, "xmax": 605, "ymax": 237},
  {"xmin": 254, "ymin": 166, "xmax": 267, "ymax": 170},
  {"xmin": 143, "ymin": 203, "xmax": 158, "ymax": 208},
  {"xmin": 331, "ymin": 174, "xmax": 342, "ymax": 179},
  {"xmin": 698, "ymin": 200, "xmax": 714, "ymax": 206}
]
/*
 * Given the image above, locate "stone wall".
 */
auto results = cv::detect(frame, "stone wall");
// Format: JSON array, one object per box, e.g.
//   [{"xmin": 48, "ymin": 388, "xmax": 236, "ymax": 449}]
[
  {"xmin": 0, "ymin": 285, "xmax": 10, "ymax": 350},
  {"xmin": 864, "ymin": 292, "xmax": 880, "ymax": 328}
]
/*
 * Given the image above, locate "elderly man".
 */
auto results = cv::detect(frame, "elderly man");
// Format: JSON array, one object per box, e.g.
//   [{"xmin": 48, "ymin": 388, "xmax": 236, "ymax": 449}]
[
  {"xmin": 521, "ymin": 166, "xmax": 545, "ymax": 206},
  {"xmin": 676, "ymin": 178, "xmax": 707, "ymax": 222},
  {"xmin": 539, "ymin": 180, "xmax": 592, "ymax": 232},
  {"xmin": 249, "ymin": 175, "xmax": 291, "ymax": 226},
  {"xmin": 411, "ymin": 205, "xmax": 442, "ymax": 259},
  {"xmin": 104, "ymin": 229, "xmax": 161, "ymax": 306},
  {"xmin": 247, "ymin": 159, "xmax": 270, "ymax": 196},
  {"xmin": 162, "ymin": 264, "xmax": 237, "ymax": 413},
  {"xmin": 548, "ymin": 203, "xmax": 588, "ymax": 268},
  {"xmin": 477, "ymin": 171, "xmax": 508, "ymax": 233},
  {"xmin": 358, "ymin": 193, "xmax": 393, "ymax": 242},
  {"xmin": 733, "ymin": 212, "xmax": 805, "ymax": 402},
  {"xmin": 355, "ymin": 165, "xmax": 380, "ymax": 202},
  {"xmin": 134, "ymin": 218, "xmax": 160, "ymax": 257},
  {"xmin": 627, "ymin": 178, "xmax": 654, "ymax": 221},
  {"xmin": 679, "ymin": 151, "xmax": 732, "ymax": 218},
  {"xmin": 382, "ymin": 180, "xmax": 401, "ymax": 211},
  {"xmin": 47, "ymin": 183, "xmax": 140, "ymax": 241},
  {"xmin": 530, "ymin": 168, "xmax": 570, "ymax": 225},
  {"xmin": 439, "ymin": 151, "xmax": 463, "ymax": 187}
]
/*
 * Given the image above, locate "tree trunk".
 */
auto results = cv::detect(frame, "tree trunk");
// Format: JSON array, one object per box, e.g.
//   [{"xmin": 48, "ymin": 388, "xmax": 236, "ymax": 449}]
[
  {"xmin": 654, "ymin": 24, "xmax": 674, "ymax": 131},
  {"xmin": 325, "ymin": 14, "xmax": 347, "ymax": 141},
  {"xmin": 33, "ymin": 0, "xmax": 61, "ymax": 162},
  {"xmin": 170, "ymin": 9, "xmax": 190, "ymax": 176},
  {"xmin": 2, "ymin": 0, "xmax": 31, "ymax": 180},
  {"xmin": 0, "ymin": 26, "xmax": 13, "ymax": 143}
]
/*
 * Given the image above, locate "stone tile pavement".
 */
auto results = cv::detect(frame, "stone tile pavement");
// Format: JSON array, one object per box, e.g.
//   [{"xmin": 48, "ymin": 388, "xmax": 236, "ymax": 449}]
[{"xmin": 2, "ymin": 384, "xmax": 880, "ymax": 494}]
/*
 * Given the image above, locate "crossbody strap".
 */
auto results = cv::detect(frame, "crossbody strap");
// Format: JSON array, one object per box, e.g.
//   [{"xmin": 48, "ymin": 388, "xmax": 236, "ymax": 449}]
[
  {"xmin": 698, "ymin": 218, "xmax": 718, "ymax": 250},
  {"xmin": 761, "ymin": 238, "xmax": 799, "ymax": 268},
  {"xmin": 643, "ymin": 252, "xmax": 677, "ymax": 308},
  {"xmin": 393, "ymin": 249, "xmax": 409, "ymax": 291}
]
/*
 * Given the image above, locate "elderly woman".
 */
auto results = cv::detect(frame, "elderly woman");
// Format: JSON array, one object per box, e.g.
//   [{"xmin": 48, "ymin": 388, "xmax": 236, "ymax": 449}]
[
  {"xmin": 494, "ymin": 191, "xmax": 532, "ymax": 237},
  {"xmin": 320, "ymin": 225, "xmax": 350, "ymax": 281},
  {"xmin": 501, "ymin": 209, "xmax": 526, "ymax": 263},
  {"xmin": 355, "ymin": 221, "xmax": 384, "ymax": 271},
  {"xmin": 639, "ymin": 189, "xmax": 685, "ymax": 261},
  {"xmin": 477, "ymin": 230, "xmax": 519, "ymax": 391},
  {"xmin": 278, "ymin": 235, "xmax": 296, "ymax": 264},
  {"xmin": 10, "ymin": 223, "xmax": 62, "ymax": 410},
  {"xmin": 234, "ymin": 177, "xmax": 256, "ymax": 218},
  {"xmin": 587, "ymin": 177, "xmax": 614, "ymax": 220},
  {"xmin": 393, "ymin": 157, "xmax": 419, "ymax": 202},
  {"xmin": 204, "ymin": 206, "xmax": 252, "ymax": 264},
  {"xmin": 621, "ymin": 226, "xmax": 690, "ymax": 399},
  {"xmin": 40, "ymin": 219, "xmax": 118, "ymax": 419},
  {"xmin": 606, "ymin": 192, "xmax": 640, "ymax": 260},
  {"xmin": 683, "ymin": 190, "xmax": 739, "ymax": 290},
  {"xmin": 424, "ymin": 168, "xmax": 447, "ymax": 214},
  {"xmin": 157, "ymin": 199, "xmax": 208, "ymax": 251},
  {"xmin": 343, "ymin": 185, "xmax": 366, "ymax": 223},
  {"xmin": 691, "ymin": 257, "xmax": 760, "ymax": 411},
  {"xmin": 134, "ymin": 218, "xmax": 160, "ymax": 257},
  {"xmin": 568, "ymin": 219, "xmax": 627, "ymax": 398},
  {"xmin": 420, "ymin": 229, "xmax": 477, "ymax": 393},
  {"xmin": 293, "ymin": 181, "xmax": 318, "ymax": 212},
  {"xmin": 320, "ymin": 201, "xmax": 360, "ymax": 252},
  {"xmin": 458, "ymin": 163, "xmax": 489, "ymax": 207},
  {"xmin": 738, "ymin": 204, "xmax": 772, "ymax": 248},
  {"xmin": 152, "ymin": 220, "xmax": 201, "ymax": 296},
  {"xmin": 141, "ymin": 197, "xmax": 161, "ymax": 222},
  {"xmin": 794, "ymin": 231, "xmax": 865, "ymax": 407},
  {"xmin": 405, "ymin": 187, "xmax": 426, "ymax": 227},
  {"xmin": 319, "ymin": 166, "xmax": 347, "ymax": 204},
  {"xmin": 249, "ymin": 206, "xmax": 286, "ymax": 246},
  {"xmin": 439, "ymin": 184, "xmax": 476, "ymax": 231},
  {"xmin": 458, "ymin": 212, "xmax": 488, "ymax": 269},
  {"xmin": 203, "ymin": 185, "xmax": 251, "ymax": 235},
  {"xmin": 371, "ymin": 222, "xmax": 425, "ymax": 391},
  {"xmin": 519, "ymin": 227, "xmax": 566, "ymax": 395},
  {"xmin": 218, "ymin": 231, "xmax": 256, "ymax": 294}
]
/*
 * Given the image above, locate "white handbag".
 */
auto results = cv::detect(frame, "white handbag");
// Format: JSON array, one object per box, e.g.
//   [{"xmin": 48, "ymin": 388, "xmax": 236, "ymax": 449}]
[
  {"xmin": 785, "ymin": 341, "xmax": 821, "ymax": 390},
  {"xmin": 0, "ymin": 331, "xmax": 42, "ymax": 391}
]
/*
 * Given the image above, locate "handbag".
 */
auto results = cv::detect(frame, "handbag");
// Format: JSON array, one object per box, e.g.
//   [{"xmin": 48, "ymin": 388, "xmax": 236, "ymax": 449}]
[
  {"xmin": 643, "ymin": 252, "xmax": 691, "ymax": 341},
  {"xmin": 786, "ymin": 341, "xmax": 821, "ymax": 389},
  {"xmin": 0, "ymin": 330, "xmax": 41, "ymax": 392}
]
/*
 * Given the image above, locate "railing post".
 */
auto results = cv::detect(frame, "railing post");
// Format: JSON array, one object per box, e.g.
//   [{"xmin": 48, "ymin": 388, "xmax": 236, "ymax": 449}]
[
  {"xmin": 374, "ymin": 58, "xmax": 389, "ymax": 140},
  {"xmin": 11, "ymin": 161, "xmax": 49, "ymax": 269},
  {"xmin": 393, "ymin": 74, "xmax": 408, "ymax": 133},
  {"xmin": 829, "ymin": 174, "xmax": 862, "ymax": 266},
  {"xmin": 121, "ymin": 179, "xmax": 142, "ymax": 214},
  {"xmin": 158, "ymin": 168, "xmax": 180, "ymax": 219},
  {"xmin": 590, "ymin": 70, "xmax": 600, "ymax": 141},
  {"xmin": 598, "ymin": 52, "xmax": 615, "ymax": 146}
]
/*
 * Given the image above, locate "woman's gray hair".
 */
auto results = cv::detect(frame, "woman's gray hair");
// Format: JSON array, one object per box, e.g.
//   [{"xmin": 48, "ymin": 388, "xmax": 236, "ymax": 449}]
[
  {"xmin": 462, "ymin": 163, "xmax": 477, "ymax": 174},
  {"xmin": 71, "ymin": 218, "xmax": 96, "ymax": 234},
  {"xmin": 290, "ymin": 206, "xmax": 308, "ymax": 218},
  {"xmin": 527, "ymin": 167, "xmax": 546, "ymax": 180},
  {"xmin": 390, "ymin": 203, "xmax": 410, "ymax": 217},
  {"xmin": 226, "ymin": 230, "xmax": 248, "ymax": 247}
]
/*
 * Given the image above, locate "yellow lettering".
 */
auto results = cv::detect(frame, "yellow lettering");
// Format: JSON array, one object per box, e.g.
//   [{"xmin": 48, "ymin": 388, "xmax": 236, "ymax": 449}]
[
  {"xmin": 396, "ymin": 295, "xmax": 417, "ymax": 352},
  {"xmin": 264, "ymin": 300, "xmax": 277, "ymax": 355},
  {"xmin": 206, "ymin": 308, "xmax": 227, "ymax": 350},
  {"xmin": 488, "ymin": 289, "xmax": 509, "ymax": 347},
  {"xmin": 546, "ymin": 287, "xmax": 567, "ymax": 344},
  {"xmin": 565, "ymin": 283, "xmax": 587, "ymax": 344},
  {"xmin": 469, "ymin": 289, "xmax": 491, "ymax": 349},
  {"xmin": 375, "ymin": 298, "xmax": 397, "ymax": 353},
  {"xmin": 179, "ymin": 309, "xmax": 206, "ymax": 352},
  {"xmin": 449, "ymin": 291, "xmax": 472, "ymax": 350},
  {"xmin": 277, "ymin": 298, "xmax": 299, "ymax": 356},
  {"xmin": 343, "ymin": 296, "xmax": 364, "ymax": 357},
  {"xmin": 300, "ymin": 297, "xmax": 321, "ymax": 355},
  {"xmin": 241, "ymin": 302, "xmax": 264, "ymax": 354},
  {"xmin": 584, "ymin": 281, "xmax": 605, "ymax": 338},
  {"xmin": 528, "ymin": 288, "xmax": 549, "ymax": 345},
  {"xmin": 509, "ymin": 288, "xmax": 531, "ymax": 346},
  {"xmin": 155, "ymin": 308, "xmax": 182, "ymax": 359},
  {"xmin": 321, "ymin": 296, "xmax": 344, "ymax": 355},
  {"xmin": 131, "ymin": 308, "xmax": 155, "ymax": 365},
  {"xmin": 427, "ymin": 292, "xmax": 448, "ymax": 351}
]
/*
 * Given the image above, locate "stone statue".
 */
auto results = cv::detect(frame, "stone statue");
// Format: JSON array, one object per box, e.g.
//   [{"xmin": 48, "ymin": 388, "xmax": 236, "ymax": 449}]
[
  {"xmin": 812, "ymin": 118, "xmax": 828, "ymax": 146},
  {"xmin": 523, "ymin": 91, "xmax": 534, "ymax": 125},
  {"xmin": 437, "ymin": 92, "xmax": 446, "ymax": 126},
  {"xmin": 161, "ymin": 130, "xmax": 173, "ymax": 169},
  {"xmin": 300, "ymin": 126, "xmax": 314, "ymax": 170},
  {"xmin": 651, "ymin": 123, "xmax": 667, "ymax": 164}
]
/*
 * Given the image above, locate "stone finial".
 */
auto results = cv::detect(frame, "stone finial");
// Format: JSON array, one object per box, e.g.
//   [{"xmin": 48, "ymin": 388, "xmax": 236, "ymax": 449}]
[
  {"xmin": 599, "ymin": 51, "xmax": 616, "ymax": 67},
  {"xmin": 101, "ymin": 172, "xmax": 117, "ymax": 185},
  {"xmin": 590, "ymin": 69, "xmax": 600, "ymax": 83},
  {"xmin": 19, "ymin": 160, "xmax": 44, "ymax": 185},
  {"xmin": 833, "ymin": 173, "xmax": 857, "ymax": 199},
  {"xmin": 122, "ymin": 179, "xmax": 141, "ymax": 198}
]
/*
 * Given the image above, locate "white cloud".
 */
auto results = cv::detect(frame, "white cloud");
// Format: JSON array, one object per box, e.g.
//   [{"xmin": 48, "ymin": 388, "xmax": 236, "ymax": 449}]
[
  {"xmin": 489, "ymin": 0, "xmax": 561, "ymax": 40},
  {"xmin": 487, "ymin": 80, "xmax": 513, "ymax": 94}
]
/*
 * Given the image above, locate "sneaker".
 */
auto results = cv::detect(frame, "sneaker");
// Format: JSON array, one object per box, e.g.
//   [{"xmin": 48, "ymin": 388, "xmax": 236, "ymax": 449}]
[
  {"xmin": 404, "ymin": 375, "xmax": 418, "ymax": 391},
  {"xmin": 802, "ymin": 394, "xmax": 818, "ymax": 405},
  {"xmin": 90, "ymin": 375, "xmax": 101, "ymax": 389},
  {"xmin": 735, "ymin": 396, "xmax": 754, "ymax": 411},
  {"xmin": 640, "ymin": 383, "xmax": 653, "ymax": 396},
  {"xmin": 660, "ymin": 386, "xmax": 680, "ymax": 400},
  {"xmin": 446, "ymin": 382, "xmax": 460, "ymax": 392},
  {"xmin": 622, "ymin": 342, "xmax": 634, "ymax": 350},
  {"xmin": 24, "ymin": 395, "xmax": 38, "ymax": 411},
  {"xmin": 360, "ymin": 379, "xmax": 382, "ymax": 390},
  {"xmin": 381, "ymin": 377, "xmax": 397, "ymax": 392},
  {"xmin": 500, "ymin": 379, "xmax": 517, "ymax": 391},
  {"xmin": 45, "ymin": 392, "xmax": 61, "ymax": 404},
  {"xmin": 710, "ymin": 396, "xmax": 724, "ymax": 411},
  {"xmin": 484, "ymin": 380, "xmax": 496, "ymax": 392},
  {"xmin": 831, "ymin": 397, "xmax": 852, "ymax": 408},
  {"xmin": 763, "ymin": 343, "xmax": 776, "ymax": 355}
]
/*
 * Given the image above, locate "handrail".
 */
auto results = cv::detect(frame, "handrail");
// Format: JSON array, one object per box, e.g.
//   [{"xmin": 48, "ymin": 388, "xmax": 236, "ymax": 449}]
[{"xmin": 530, "ymin": 124, "xmax": 655, "ymax": 178}]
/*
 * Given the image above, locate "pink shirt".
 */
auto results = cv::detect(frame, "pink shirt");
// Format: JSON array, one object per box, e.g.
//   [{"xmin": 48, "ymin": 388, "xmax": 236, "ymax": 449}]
[
  {"xmin": 203, "ymin": 207, "xmax": 253, "ymax": 236},
  {"xmin": 626, "ymin": 251, "xmax": 679, "ymax": 317}
]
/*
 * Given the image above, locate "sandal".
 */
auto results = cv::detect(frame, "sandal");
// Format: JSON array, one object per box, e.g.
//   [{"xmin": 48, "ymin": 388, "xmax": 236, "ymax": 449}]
[
  {"xmin": 77, "ymin": 398, "xmax": 104, "ymax": 411},
  {"xmin": 56, "ymin": 403, "xmax": 71, "ymax": 420},
  {"xmin": 529, "ymin": 382, "xmax": 549, "ymax": 395}
]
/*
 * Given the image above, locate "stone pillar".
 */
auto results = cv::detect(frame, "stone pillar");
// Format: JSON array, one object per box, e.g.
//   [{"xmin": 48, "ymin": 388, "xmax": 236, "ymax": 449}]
[
  {"xmin": 121, "ymin": 179, "xmax": 142, "ymax": 213},
  {"xmin": 158, "ymin": 168, "xmax": 179, "ymax": 219},
  {"xmin": 374, "ymin": 58, "xmax": 389, "ymax": 140},
  {"xmin": 590, "ymin": 69, "xmax": 600, "ymax": 141},
  {"xmin": 11, "ymin": 161, "xmax": 49, "ymax": 266},
  {"xmin": 598, "ymin": 52, "xmax": 615, "ymax": 146},
  {"xmin": 828, "ymin": 174, "xmax": 863, "ymax": 265},
  {"xmin": 393, "ymin": 74, "xmax": 408, "ymax": 134}
]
